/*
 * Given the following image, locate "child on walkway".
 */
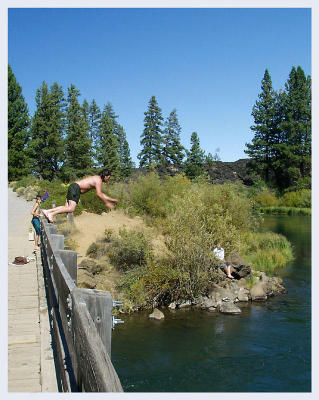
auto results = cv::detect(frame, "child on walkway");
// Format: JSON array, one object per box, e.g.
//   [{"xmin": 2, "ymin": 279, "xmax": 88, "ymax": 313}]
[{"xmin": 31, "ymin": 195, "xmax": 42, "ymax": 250}]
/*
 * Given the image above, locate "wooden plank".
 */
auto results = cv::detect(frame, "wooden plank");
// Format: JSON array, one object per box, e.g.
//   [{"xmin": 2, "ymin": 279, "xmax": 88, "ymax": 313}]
[{"xmin": 72, "ymin": 290, "xmax": 123, "ymax": 392}]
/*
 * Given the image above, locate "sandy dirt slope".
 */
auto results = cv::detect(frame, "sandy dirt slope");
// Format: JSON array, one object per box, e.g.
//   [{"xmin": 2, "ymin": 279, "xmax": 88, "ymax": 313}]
[{"xmin": 70, "ymin": 209, "xmax": 166, "ymax": 258}]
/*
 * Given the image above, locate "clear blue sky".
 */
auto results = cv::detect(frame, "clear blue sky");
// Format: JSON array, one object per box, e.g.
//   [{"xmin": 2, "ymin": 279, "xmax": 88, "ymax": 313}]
[{"xmin": 8, "ymin": 7, "xmax": 311, "ymax": 164}]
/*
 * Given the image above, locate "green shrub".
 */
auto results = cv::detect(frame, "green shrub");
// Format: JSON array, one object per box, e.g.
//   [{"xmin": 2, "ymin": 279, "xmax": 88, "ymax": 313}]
[
  {"xmin": 16, "ymin": 187, "xmax": 25, "ymax": 197},
  {"xmin": 254, "ymin": 190, "xmax": 279, "ymax": 207},
  {"xmin": 117, "ymin": 267, "xmax": 148, "ymax": 308},
  {"xmin": 280, "ymin": 189, "xmax": 311, "ymax": 208},
  {"xmin": 13, "ymin": 175, "xmax": 38, "ymax": 191},
  {"xmin": 86, "ymin": 243, "xmax": 99, "ymax": 259},
  {"xmin": 242, "ymin": 231, "xmax": 293, "ymax": 274},
  {"xmin": 108, "ymin": 229, "xmax": 153, "ymax": 271},
  {"xmin": 126, "ymin": 172, "xmax": 191, "ymax": 219}
]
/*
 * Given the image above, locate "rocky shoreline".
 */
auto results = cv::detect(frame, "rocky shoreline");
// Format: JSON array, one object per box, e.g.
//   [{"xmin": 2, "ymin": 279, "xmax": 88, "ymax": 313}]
[
  {"xmin": 149, "ymin": 268, "xmax": 286, "ymax": 319},
  {"xmin": 154, "ymin": 272, "xmax": 286, "ymax": 318},
  {"xmin": 77, "ymin": 253, "xmax": 287, "ymax": 318}
]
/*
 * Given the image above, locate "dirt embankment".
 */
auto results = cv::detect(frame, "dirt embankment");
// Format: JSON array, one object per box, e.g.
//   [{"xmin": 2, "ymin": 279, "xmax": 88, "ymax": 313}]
[{"xmin": 70, "ymin": 209, "xmax": 166, "ymax": 259}]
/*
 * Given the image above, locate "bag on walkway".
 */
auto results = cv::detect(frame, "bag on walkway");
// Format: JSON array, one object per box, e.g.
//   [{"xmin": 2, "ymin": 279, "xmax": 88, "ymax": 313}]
[{"xmin": 13, "ymin": 256, "xmax": 28, "ymax": 265}]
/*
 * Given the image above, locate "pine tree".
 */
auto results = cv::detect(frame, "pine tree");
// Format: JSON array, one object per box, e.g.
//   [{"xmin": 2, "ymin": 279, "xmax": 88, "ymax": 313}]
[
  {"xmin": 47, "ymin": 82, "xmax": 66, "ymax": 179},
  {"xmin": 95, "ymin": 105, "xmax": 120, "ymax": 176},
  {"xmin": 185, "ymin": 132, "xmax": 206, "ymax": 179},
  {"xmin": 88, "ymin": 99, "xmax": 101, "ymax": 153},
  {"xmin": 63, "ymin": 84, "xmax": 92, "ymax": 180},
  {"xmin": 117, "ymin": 125, "xmax": 134, "ymax": 179},
  {"xmin": 103, "ymin": 102, "xmax": 134, "ymax": 178},
  {"xmin": 245, "ymin": 69, "xmax": 277, "ymax": 183},
  {"xmin": 138, "ymin": 96, "xmax": 164, "ymax": 167},
  {"xmin": 276, "ymin": 66, "xmax": 311, "ymax": 190},
  {"xmin": 8, "ymin": 64, "xmax": 30, "ymax": 180},
  {"xmin": 29, "ymin": 82, "xmax": 66, "ymax": 180},
  {"xmin": 162, "ymin": 109, "xmax": 185, "ymax": 168}
]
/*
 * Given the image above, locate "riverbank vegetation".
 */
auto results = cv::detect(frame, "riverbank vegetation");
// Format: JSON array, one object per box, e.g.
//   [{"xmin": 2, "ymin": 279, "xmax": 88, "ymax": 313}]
[
  {"xmin": 250, "ymin": 186, "xmax": 311, "ymax": 216},
  {"xmin": 11, "ymin": 172, "xmax": 294, "ymax": 311}
]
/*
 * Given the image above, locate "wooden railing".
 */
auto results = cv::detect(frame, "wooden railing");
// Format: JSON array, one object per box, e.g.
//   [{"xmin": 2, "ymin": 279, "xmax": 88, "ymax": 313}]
[{"xmin": 40, "ymin": 217, "xmax": 123, "ymax": 392}]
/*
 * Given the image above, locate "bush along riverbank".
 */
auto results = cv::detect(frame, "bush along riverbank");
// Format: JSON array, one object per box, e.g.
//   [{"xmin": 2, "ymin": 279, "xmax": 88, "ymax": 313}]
[
  {"xmin": 11, "ymin": 172, "xmax": 294, "ymax": 315},
  {"xmin": 251, "ymin": 187, "xmax": 311, "ymax": 216}
]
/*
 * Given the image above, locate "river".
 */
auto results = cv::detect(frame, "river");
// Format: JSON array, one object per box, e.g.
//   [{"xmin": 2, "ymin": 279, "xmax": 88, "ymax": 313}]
[{"xmin": 111, "ymin": 215, "xmax": 311, "ymax": 392}]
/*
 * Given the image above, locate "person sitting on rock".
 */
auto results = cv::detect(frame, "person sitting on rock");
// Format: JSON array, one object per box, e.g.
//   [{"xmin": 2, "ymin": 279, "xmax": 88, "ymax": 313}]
[
  {"xmin": 213, "ymin": 243, "xmax": 234, "ymax": 279},
  {"xmin": 42, "ymin": 169, "xmax": 119, "ymax": 223}
]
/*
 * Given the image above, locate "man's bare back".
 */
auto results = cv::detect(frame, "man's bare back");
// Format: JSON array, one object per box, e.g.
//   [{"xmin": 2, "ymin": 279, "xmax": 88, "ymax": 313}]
[{"xmin": 76, "ymin": 175, "xmax": 103, "ymax": 194}]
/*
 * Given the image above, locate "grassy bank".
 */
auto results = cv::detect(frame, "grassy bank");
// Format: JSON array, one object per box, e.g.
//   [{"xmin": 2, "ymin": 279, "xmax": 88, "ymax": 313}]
[
  {"xmin": 252, "ymin": 187, "xmax": 311, "ymax": 215},
  {"xmin": 259, "ymin": 206, "xmax": 311, "ymax": 216}
]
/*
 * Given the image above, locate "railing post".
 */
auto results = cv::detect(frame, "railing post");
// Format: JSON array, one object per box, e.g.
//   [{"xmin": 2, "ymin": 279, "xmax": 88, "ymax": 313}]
[
  {"xmin": 77, "ymin": 289, "xmax": 114, "ymax": 357},
  {"xmin": 58, "ymin": 250, "xmax": 78, "ymax": 285},
  {"xmin": 67, "ymin": 212, "xmax": 74, "ymax": 226}
]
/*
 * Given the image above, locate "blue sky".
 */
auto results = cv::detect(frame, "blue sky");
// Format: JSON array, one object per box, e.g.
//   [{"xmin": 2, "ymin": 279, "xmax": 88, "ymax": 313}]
[{"xmin": 8, "ymin": 7, "xmax": 311, "ymax": 164}]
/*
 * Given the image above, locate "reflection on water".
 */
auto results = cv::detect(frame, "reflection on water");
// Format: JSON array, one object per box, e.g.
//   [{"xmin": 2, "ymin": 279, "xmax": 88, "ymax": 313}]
[{"xmin": 112, "ymin": 216, "xmax": 311, "ymax": 392}]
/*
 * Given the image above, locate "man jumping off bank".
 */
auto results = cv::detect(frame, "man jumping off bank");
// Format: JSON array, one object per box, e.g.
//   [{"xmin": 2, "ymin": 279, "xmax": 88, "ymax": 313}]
[{"xmin": 42, "ymin": 169, "xmax": 119, "ymax": 223}]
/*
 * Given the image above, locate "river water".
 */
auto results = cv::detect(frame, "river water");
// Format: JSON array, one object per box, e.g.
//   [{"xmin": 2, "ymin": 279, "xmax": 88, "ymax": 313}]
[{"xmin": 111, "ymin": 215, "xmax": 311, "ymax": 392}]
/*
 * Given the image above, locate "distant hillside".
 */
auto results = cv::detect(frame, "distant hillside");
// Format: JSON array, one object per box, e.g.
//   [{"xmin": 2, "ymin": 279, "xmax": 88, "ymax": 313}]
[
  {"xmin": 132, "ymin": 158, "xmax": 256, "ymax": 186},
  {"xmin": 208, "ymin": 158, "xmax": 255, "ymax": 185}
]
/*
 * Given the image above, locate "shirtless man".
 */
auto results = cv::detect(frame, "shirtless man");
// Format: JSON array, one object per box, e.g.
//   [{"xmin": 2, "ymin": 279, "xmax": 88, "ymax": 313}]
[{"xmin": 42, "ymin": 169, "xmax": 119, "ymax": 223}]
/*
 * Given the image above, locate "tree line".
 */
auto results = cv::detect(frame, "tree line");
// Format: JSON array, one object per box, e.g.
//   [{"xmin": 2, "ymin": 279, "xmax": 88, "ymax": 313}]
[
  {"xmin": 245, "ymin": 66, "xmax": 311, "ymax": 192},
  {"xmin": 8, "ymin": 65, "xmax": 217, "ymax": 183},
  {"xmin": 8, "ymin": 64, "xmax": 311, "ymax": 191}
]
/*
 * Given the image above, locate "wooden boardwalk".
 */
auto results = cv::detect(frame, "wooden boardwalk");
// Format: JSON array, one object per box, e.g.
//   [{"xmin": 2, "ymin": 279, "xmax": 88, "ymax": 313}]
[{"xmin": 8, "ymin": 188, "xmax": 58, "ymax": 392}]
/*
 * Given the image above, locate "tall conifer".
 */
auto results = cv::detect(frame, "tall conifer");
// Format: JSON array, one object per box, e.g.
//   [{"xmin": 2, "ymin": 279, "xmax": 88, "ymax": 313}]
[
  {"xmin": 95, "ymin": 106, "xmax": 120, "ymax": 175},
  {"xmin": 245, "ymin": 69, "xmax": 277, "ymax": 183},
  {"xmin": 63, "ymin": 84, "xmax": 92, "ymax": 180},
  {"xmin": 277, "ymin": 66, "xmax": 311, "ymax": 189},
  {"xmin": 185, "ymin": 132, "xmax": 206, "ymax": 179},
  {"xmin": 138, "ymin": 96, "xmax": 164, "ymax": 167},
  {"xmin": 28, "ymin": 82, "xmax": 65, "ymax": 180},
  {"xmin": 8, "ymin": 64, "xmax": 30, "ymax": 180},
  {"xmin": 162, "ymin": 109, "xmax": 185, "ymax": 168}
]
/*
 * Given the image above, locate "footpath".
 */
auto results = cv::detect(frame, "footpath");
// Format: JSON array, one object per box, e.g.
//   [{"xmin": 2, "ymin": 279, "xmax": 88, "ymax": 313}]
[{"xmin": 8, "ymin": 188, "xmax": 58, "ymax": 392}]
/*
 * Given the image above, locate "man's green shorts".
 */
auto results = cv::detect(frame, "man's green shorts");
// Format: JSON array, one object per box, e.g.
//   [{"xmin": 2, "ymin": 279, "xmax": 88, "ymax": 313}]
[{"xmin": 66, "ymin": 182, "xmax": 81, "ymax": 204}]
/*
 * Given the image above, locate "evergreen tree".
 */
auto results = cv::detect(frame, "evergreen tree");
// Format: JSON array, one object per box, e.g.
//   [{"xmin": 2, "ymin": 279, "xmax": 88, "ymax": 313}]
[
  {"xmin": 88, "ymin": 99, "xmax": 101, "ymax": 142},
  {"xmin": 138, "ymin": 96, "xmax": 164, "ymax": 167},
  {"xmin": 29, "ymin": 82, "xmax": 66, "ymax": 180},
  {"xmin": 245, "ymin": 69, "xmax": 277, "ymax": 183},
  {"xmin": 117, "ymin": 125, "xmax": 134, "ymax": 179},
  {"xmin": 185, "ymin": 132, "xmax": 206, "ymax": 179},
  {"xmin": 63, "ymin": 84, "xmax": 92, "ymax": 180},
  {"xmin": 81, "ymin": 99, "xmax": 90, "ymax": 136},
  {"xmin": 276, "ymin": 66, "xmax": 311, "ymax": 190},
  {"xmin": 162, "ymin": 109, "xmax": 185, "ymax": 168},
  {"xmin": 95, "ymin": 105, "xmax": 120, "ymax": 176},
  {"xmin": 8, "ymin": 64, "xmax": 30, "ymax": 180}
]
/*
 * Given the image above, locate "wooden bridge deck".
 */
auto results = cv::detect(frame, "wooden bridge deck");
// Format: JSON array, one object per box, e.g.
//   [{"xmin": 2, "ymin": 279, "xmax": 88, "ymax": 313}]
[{"xmin": 8, "ymin": 188, "xmax": 58, "ymax": 392}]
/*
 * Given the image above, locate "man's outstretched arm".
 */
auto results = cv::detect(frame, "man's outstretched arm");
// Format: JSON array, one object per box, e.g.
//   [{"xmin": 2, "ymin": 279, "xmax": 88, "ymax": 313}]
[{"xmin": 95, "ymin": 182, "xmax": 119, "ymax": 209}]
